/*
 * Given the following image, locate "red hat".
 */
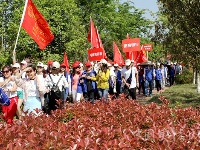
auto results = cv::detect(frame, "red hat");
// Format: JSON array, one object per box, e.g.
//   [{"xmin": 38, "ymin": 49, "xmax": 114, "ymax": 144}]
[
  {"xmin": 47, "ymin": 60, "xmax": 53, "ymax": 65},
  {"xmin": 85, "ymin": 62, "xmax": 92, "ymax": 67},
  {"xmin": 72, "ymin": 61, "xmax": 80, "ymax": 68},
  {"xmin": 60, "ymin": 63, "xmax": 66, "ymax": 67}
]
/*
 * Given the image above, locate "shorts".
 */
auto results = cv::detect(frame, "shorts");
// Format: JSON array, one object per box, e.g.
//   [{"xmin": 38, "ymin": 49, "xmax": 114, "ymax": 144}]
[{"xmin": 17, "ymin": 91, "xmax": 23, "ymax": 99}]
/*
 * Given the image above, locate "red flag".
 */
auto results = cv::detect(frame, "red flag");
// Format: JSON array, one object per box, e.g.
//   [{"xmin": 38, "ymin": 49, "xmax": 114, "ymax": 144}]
[
  {"xmin": 126, "ymin": 51, "xmax": 138, "ymax": 61},
  {"xmin": 87, "ymin": 17, "xmax": 107, "ymax": 60},
  {"xmin": 63, "ymin": 52, "xmax": 69, "ymax": 73},
  {"xmin": 135, "ymin": 49, "xmax": 148, "ymax": 65},
  {"xmin": 96, "ymin": 27, "xmax": 107, "ymax": 60},
  {"xmin": 21, "ymin": 0, "xmax": 54, "ymax": 50},
  {"xmin": 87, "ymin": 17, "xmax": 99, "ymax": 48},
  {"xmin": 113, "ymin": 42, "xmax": 124, "ymax": 66}
]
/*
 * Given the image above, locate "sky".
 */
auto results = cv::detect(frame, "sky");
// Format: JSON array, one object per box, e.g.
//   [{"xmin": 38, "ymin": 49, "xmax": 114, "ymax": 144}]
[{"xmin": 121, "ymin": 0, "xmax": 159, "ymax": 20}]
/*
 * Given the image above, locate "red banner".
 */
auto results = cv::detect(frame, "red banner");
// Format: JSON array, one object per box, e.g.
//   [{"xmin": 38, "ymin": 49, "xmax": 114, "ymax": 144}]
[
  {"xmin": 22, "ymin": 0, "xmax": 54, "ymax": 50},
  {"xmin": 63, "ymin": 52, "xmax": 69, "ymax": 73},
  {"xmin": 122, "ymin": 38, "xmax": 140, "ymax": 52},
  {"xmin": 88, "ymin": 48, "xmax": 104, "ymax": 61},
  {"xmin": 142, "ymin": 44, "xmax": 153, "ymax": 51},
  {"xmin": 87, "ymin": 17, "xmax": 99, "ymax": 48},
  {"xmin": 113, "ymin": 42, "xmax": 124, "ymax": 66}
]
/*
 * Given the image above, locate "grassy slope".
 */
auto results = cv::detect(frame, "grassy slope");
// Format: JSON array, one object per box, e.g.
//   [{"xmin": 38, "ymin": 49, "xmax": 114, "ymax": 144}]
[{"xmin": 148, "ymin": 84, "xmax": 200, "ymax": 108}]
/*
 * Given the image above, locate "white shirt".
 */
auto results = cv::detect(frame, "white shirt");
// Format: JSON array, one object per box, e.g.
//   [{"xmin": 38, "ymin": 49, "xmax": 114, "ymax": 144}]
[
  {"xmin": 45, "ymin": 74, "xmax": 68, "ymax": 91},
  {"xmin": 161, "ymin": 67, "xmax": 168, "ymax": 78},
  {"xmin": 0, "ymin": 77, "xmax": 17, "ymax": 98},
  {"xmin": 26, "ymin": 79, "xmax": 39, "ymax": 97},
  {"xmin": 121, "ymin": 67, "xmax": 138, "ymax": 89},
  {"xmin": 109, "ymin": 69, "xmax": 116, "ymax": 82}
]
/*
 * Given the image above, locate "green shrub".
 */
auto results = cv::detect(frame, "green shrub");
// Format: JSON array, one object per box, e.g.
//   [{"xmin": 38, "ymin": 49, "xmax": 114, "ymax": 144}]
[{"xmin": 175, "ymin": 69, "xmax": 193, "ymax": 84}]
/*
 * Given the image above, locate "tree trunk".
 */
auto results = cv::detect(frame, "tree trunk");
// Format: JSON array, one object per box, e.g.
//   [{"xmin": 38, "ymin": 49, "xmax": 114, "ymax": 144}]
[
  {"xmin": 197, "ymin": 71, "xmax": 200, "ymax": 93},
  {"xmin": 193, "ymin": 68, "xmax": 197, "ymax": 84}
]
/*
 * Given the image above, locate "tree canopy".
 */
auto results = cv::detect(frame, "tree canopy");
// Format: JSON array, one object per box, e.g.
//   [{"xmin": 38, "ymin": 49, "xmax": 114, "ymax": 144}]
[
  {"xmin": 157, "ymin": 0, "xmax": 200, "ymax": 67},
  {"xmin": 0, "ymin": 0, "xmax": 156, "ymax": 65}
]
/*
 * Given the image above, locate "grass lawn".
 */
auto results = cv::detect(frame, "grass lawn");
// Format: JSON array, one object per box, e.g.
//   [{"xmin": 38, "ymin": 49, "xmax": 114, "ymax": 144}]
[{"xmin": 148, "ymin": 84, "xmax": 200, "ymax": 108}]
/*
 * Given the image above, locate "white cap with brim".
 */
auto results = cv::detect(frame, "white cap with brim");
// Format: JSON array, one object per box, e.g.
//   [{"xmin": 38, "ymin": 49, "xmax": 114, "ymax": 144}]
[
  {"xmin": 100, "ymin": 59, "xmax": 107, "ymax": 64},
  {"xmin": 20, "ymin": 60, "xmax": 27, "ymax": 65},
  {"xmin": 37, "ymin": 62, "xmax": 44, "ymax": 67},
  {"xmin": 125, "ymin": 59, "xmax": 131, "ymax": 66},
  {"xmin": 52, "ymin": 61, "xmax": 60, "ymax": 69},
  {"xmin": 114, "ymin": 64, "xmax": 119, "ymax": 67},
  {"xmin": 12, "ymin": 63, "xmax": 20, "ymax": 68}
]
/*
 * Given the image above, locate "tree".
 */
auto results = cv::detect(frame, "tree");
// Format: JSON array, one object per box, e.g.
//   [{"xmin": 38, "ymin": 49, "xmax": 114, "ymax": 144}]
[
  {"xmin": 157, "ymin": 0, "xmax": 200, "ymax": 92},
  {"xmin": 1, "ymin": 0, "xmax": 88, "ymax": 64}
]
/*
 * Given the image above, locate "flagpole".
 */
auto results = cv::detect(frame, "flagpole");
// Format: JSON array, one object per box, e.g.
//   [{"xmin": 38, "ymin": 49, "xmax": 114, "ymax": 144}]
[{"xmin": 13, "ymin": 0, "xmax": 29, "ymax": 64}]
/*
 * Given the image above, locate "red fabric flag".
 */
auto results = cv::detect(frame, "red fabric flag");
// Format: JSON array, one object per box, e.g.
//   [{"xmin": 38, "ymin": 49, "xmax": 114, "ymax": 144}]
[
  {"xmin": 113, "ymin": 42, "xmax": 124, "ymax": 66},
  {"xmin": 126, "ymin": 51, "xmax": 138, "ymax": 61},
  {"xmin": 87, "ymin": 17, "xmax": 99, "ymax": 48},
  {"xmin": 135, "ymin": 50, "xmax": 148, "ymax": 65},
  {"xmin": 21, "ymin": 0, "xmax": 54, "ymax": 50},
  {"xmin": 87, "ymin": 17, "xmax": 108, "ymax": 60},
  {"xmin": 63, "ymin": 52, "xmax": 70, "ymax": 73},
  {"xmin": 96, "ymin": 27, "xmax": 107, "ymax": 60}
]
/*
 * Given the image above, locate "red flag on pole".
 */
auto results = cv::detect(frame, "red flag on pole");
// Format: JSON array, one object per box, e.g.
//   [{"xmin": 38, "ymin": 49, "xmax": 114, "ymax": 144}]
[
  {"xmin": 21, "ymin": 0, "xmax": 54, "ymax": 50},
  {"xmin": 63, "ymin": 52, "xmax": 70, "ymax": 73},
  {"xmin": 96, "ymin": 27, "xmax": 107, "ymax": 60},
  {"xmin": 87, "ymin": 17, "xmax": 99, "ymax": 48},
  {"xmin": 113, "ymin": 42, "xmax": 124, "ymax": 66},
  {"xmin": 87, "ymin": 17, "xmax": 108, "ymax": 60}
]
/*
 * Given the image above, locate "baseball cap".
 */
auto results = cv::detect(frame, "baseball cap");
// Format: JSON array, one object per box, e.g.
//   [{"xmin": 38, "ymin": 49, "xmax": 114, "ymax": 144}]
[
  {"xmin": 37, "ymin": 62, "xmax": 44, "ymax": 67},
  {"xmin": 60, "ymin": 63, "xmax": 66, "ymax": 67},
  {"xmin": 85, "ymin": 62, "xmax": 92, "ymax": 67},
  {"xmin": 20, "ymin": 60, "xmax": 27, "ymax": 65},
  {"xmin": 114, "ymin": 63, "xmax": 119, "ymax": 67},
  {"xmin": 12, "ymin": 63, "xmax": 20, "ymax": 68},
  {"xmin": 72, "ymin": 61, "xmax": 80, "ymax": 68},
  {"xmin": 52, "ymin": 61, "xmax": 60, "ymax": 69},
  {"xmin": 100, "ymin": 59, "xmax": 107, "ymax": 64},
  {"xmin": 125, "ymin": 59, "xmax": 131, "ymax": 66}
]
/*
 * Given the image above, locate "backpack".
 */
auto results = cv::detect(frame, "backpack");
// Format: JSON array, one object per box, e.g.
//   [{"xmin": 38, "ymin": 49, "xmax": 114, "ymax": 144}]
[
  {"xmin": 0, "ymin": 88, "xmax": 10, "ymax": 106},
  {"xmin": 49, "ymin": 75, "xmax": 63, "ymax": 98}
]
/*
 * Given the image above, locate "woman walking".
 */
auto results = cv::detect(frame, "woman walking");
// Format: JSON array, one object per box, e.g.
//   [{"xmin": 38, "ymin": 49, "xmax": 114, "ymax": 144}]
[
  {"xmin": 14, "ymin": 65, "xmax": 46, "ymax": 115},
  {"xmin": 0, "ymin": 65, "xmax": 18, "ymax": 124},
  {"xmin": 92, "ymin": 60, "xmax": 110, "ymax": 102}
]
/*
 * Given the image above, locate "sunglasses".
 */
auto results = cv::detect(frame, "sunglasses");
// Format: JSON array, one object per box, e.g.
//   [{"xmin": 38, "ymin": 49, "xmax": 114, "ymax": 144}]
[
  {"xmin": 37, "ymin": 66, "xmax": 43, "ymax": 68},
  {"xmin": 2, "ymin": 70, "xmax": 9, "ymax": 74},
  {"xmin": 26, "ymin": 70, "xmax": 33, "ymax": 74}
]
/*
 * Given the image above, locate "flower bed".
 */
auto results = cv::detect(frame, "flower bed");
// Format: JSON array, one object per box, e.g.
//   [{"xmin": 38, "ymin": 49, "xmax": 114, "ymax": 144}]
[{"xmin": 1, "ymin": 96, "xmax": 200, "ymax": 149}]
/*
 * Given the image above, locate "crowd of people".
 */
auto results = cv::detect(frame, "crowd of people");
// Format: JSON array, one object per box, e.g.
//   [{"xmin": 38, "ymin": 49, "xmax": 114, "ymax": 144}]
[{"xmin": 0, "ymin": 58, "xmax": 182, "ymax": 124}]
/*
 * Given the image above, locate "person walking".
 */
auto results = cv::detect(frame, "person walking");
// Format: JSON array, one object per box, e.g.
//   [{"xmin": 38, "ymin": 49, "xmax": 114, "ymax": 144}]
[
  {"xmin": 0, "ymin": 65, "xmax": 18, "ymax": 124},
  {"xmin": 121, "ymin": 59, "xmax": 138, "ymax": 100}
]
